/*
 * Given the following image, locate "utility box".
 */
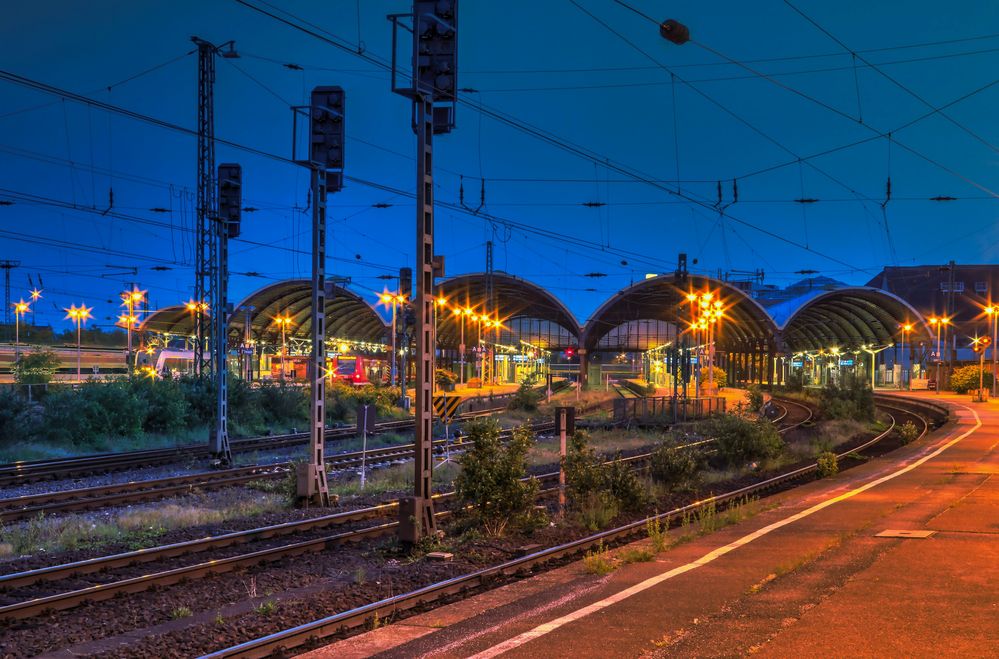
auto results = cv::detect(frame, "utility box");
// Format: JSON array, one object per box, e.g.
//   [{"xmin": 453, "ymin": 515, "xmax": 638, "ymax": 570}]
[{"xmin": 296, "ymin": 462, "xmax": 320, "ymax": 498}]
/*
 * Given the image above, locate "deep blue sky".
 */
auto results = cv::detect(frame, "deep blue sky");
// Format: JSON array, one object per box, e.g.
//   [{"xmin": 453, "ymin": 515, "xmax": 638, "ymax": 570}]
[{"xmin": 1, "ymin": 0, "xmax": 997, "ymax": 330}]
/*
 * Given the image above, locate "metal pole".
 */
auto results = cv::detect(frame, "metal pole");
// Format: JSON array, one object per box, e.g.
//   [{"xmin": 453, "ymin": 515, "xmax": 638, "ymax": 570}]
[
  {"xmin": 14, "ymin": 311, "xmax": 19, "ymax": 362},
  {"xmin": 459, "ymin": 314, "xmax": 465, "ymax": 384},
  {"xmin": 212, "ymin": 194, "xmax": 232, "ymax": 464},
  {"xmin": 935, "ymin": 325, "xmax": 941, "ymax": 394},
  {"xmin": 993, "ymin": 314, "xmax": 997, "ymax": 398},
  {"xmin": 559, "ymin": 407, "xmax": 567, "ymax": 517},
  {"xmin": 900, "ymin": 332, "xmax": 905, "ymax": 390},
  {"xmin": 390, "ymin": 302, "xmax": 397, "ymax": 387},
  {"xmin": 360, "ymin": 404, "xmax": 368, "ymax": 489},
  {"xmin": 306, "ymin": 166, "xmax": 331, "ymax": 506},
  {"xmin": 76, "ymin": 321, "xmax": 81, "ymax": 383}
]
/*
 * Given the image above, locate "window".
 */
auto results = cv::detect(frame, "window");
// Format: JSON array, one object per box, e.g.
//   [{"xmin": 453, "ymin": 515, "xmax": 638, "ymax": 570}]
[
  {"xmin": 975, "ymin": 281, "xmax": 988, "ymax": 293},
  {"xmin": 940, "ymin": 281, "xmax": 965, "ymax": 293}
]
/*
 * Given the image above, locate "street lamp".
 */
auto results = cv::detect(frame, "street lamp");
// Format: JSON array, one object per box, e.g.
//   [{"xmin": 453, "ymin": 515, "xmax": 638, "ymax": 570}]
[
  {"xmin": 272, "ymin": 314, "xmax": 294, "ymax": 382},
  {"xmin": 120, "ymin": 288, "xmax": 145, "ymax": 375},
  {"xmin": 184, "ymin": 299, "xmax": 209, "ymax": 367},
  {"xmin": 64, "ymin": 303, "xmax": 93, "ymax": 382},
  {"xmin": 861, "ymin": 344, "xmax": 891, "ymax": 390},
  {"xmin": 985, "ymin": 306, "xmax": 998, "ymax": 397},
  {"xmin": 12, "ymin": 299, "xmax": 30, "ymax": 361},
  {"xmin": 379, "ymin": 292, "xmax": 406, "ymax": 387},
  {"xmin": 899, "ymin": 323, "xmax": 913, "ymax": 390},
  {"xmin": 460, "ymin": 306, "xmax": 474, "ymax": 384},
  {"xmin": 686, "ymin": 291, "xmax": 724, "ymax": 395},
  {"xmin": 928, "ymin": 316, "xmax": 950, "ymax": 394}
]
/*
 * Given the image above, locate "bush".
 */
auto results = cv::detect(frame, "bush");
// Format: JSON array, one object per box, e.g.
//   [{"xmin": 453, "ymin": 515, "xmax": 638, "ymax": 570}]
[
  {"xmin": 746, "ymin": 385, "xmax": 764, "ymax": 413},
  {"xmin": 950, "ymin": 364, "xmax": 995, "ymax": 394},
  {"xmin": 699, "ymin": 413, "xmax": 784, "ymax": 467},
  {"xmin": 42, "ymin": 381, "xmax": 146, "ymax": 444},
  {"xmin": 817, "ymin": 377, "xmax": 874, "ymax": 421},
  {"xmin": 699, "ymin": 366, "xmax": 727, "ymax": 389},
  {"xmin": 435, "ymin": 368, "xmax": 458, "ymax": 390},
  {"xmin": 508, "ymin": 375, "xmax": 542, "ymax": 412},
  {"xmin": 565, "ymin": 430, "xmax": 647, "ymax": 515},
  {"xmin": 578, "ymin": 492, "xmax": 620, "ymax": 531},
  {"xmin": 0, "ymin": 389, "xmax": 35, "ymax": 446},
  {"xmin": 897, "ymin": 420, "xmax": 919, "ymax": 444},
  {"xmin": 565, "ymin": 430, "xmax": 604, "ymax": 502},
  {"xmin": 13, "ymin": 349, "xmax": 61, "ymax": 385},
  {"xmin": 455, "ymin": 420, "xmax": 539, "ymax": 536},
  {"xmin": 650, "ymin": 443, "xmax": 700, "ymax": 491},
  {"xmin": 132, "ymin": 377, "xmax": 189, "ymax": 435},
  {"xmin": 602, "ymin": 456, "xmax": 648, "ymax": 512},
  {"xmin": 258, "ymin": 383, "xmax": 308, "ymax": 426},
  {"xmin": 816, "ymin": 451, "xmax": 838, "ymax": 478}
]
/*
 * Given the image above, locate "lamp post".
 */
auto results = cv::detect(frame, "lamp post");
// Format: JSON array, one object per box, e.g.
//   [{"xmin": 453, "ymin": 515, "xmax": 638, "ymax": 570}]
[
  {"xmin": 121, "ymin": 288, "xmax": 145, "ymax": 376},
  {"xmin": 273, "ymin": 314, "xmax": 294, "ymax": 382},
  {"xmin": 861, "ymin": 344, "xmax": 891, "ymax": 390},
  {"xmin": 928, "ymin": 316, "xmax": 950, "ymax": 394},
  {"xmin": 986, "ymin": 306, "xmax": 998, "ymax": 397},
  {"xmin": 185, "ymin": 299, "xmax": 209, "ymax": 373},
  {"xmin": 379, "ymin": 293, "xmax": 405, "ymax": 387},
  {"xmin": 686, "ymin": 291, "xmax": 724, "ymax": 395},
  {"xmin": 12, "ymin": 299, "xmax": 30, "ymax": 362},
  {"xmin": 899, "ymin": 323, "xmax": 913, "ymax": 390},
  {"xmin": 64, "ymin": 304, "xmax": 93, "ymax": 383},
  {"xmin": 460, "ymin": 306, "xmax": 473, "ymax": 384}
]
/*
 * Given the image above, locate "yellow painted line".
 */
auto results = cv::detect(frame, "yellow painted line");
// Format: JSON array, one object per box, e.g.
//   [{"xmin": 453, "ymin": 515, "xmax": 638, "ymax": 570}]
[{"xmin": 471, "ymin": 402, "xmax": 982, "ymax": 659}]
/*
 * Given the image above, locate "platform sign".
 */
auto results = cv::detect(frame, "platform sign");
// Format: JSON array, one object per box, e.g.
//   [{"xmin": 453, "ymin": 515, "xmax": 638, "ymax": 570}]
[
  {"xmin": 839, "ymin": 359, "xmax": 854, "ymax": 366},
  {"xmin": 433, "ymin": 395, "xmax": 462, "ymax": 422}
]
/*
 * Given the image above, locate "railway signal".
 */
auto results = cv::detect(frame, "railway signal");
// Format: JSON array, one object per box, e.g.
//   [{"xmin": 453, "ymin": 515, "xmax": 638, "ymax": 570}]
[
  {"xmin": 291, "ymin": 85, "xmax": 346, "ymax": 507},
  {"xmin": 389, "ymin": 0, "xmax": 459, "ymax": 544}
]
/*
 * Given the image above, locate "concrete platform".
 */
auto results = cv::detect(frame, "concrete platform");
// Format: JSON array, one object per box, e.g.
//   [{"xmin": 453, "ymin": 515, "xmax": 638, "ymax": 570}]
[{"xmin": 305, "ymin": 391, "xmax": 999, "ymax": 658}]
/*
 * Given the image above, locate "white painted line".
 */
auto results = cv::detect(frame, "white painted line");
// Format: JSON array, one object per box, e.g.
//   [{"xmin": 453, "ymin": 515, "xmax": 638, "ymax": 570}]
[{"xmin": 471, "ymin": 402, "xmax": 981, "ymax": 659}]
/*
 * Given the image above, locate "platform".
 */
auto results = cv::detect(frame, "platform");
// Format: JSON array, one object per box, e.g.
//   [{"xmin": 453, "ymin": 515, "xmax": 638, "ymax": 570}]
[{"xmin": 305, "ymin": 391, "xmax": 998, "ymax": 658}]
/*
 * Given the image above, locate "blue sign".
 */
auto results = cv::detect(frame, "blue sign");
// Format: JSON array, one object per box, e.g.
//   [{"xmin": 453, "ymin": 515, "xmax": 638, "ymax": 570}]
[
  {"xmin": 839, "ymin": 359, "xmax": 854, "ymax": 366},
  {"xmin": 791, "ymin": 360, "xmax": 803, "ymax": 367}
]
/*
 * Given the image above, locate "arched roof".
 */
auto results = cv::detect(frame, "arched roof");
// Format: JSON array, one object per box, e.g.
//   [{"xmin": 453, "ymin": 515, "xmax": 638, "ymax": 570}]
[
  {"xmin": 139, "ymin": 305, "xmax": 194, "ymax": 336},
  {"xmin": 140, "ymin": 281, "xmax": 389, "ymax": 345},
  {"xmin": 775, "ymin": 287, "xmax": 930, "ymax": 352},
  {"xmin": 581, "ymin": 275, "xmax": 778, "ymax": 352},
  {"xmin": 436, "ymin": 272, "xmax": 581, "ymax": 349}
]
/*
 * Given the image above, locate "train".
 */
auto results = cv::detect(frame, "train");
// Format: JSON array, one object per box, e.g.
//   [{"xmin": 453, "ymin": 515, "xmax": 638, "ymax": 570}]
[{"xmin": 0, "ymin": 344, "xmax": 128, "ymax": 383}]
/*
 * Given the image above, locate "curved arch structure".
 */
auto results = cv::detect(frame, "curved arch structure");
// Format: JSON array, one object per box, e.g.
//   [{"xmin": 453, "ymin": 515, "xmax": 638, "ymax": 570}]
[
  {"xmin": 140, "ymin": 281, "xmax": 389, "ymax": 347},
  {"xmin": 582, "ymin": 275, "xmax": 778, "ymax": 352},
  {"xmin": 773, "ymin": 287, "xmax": 930, "ymax": 352},
  {"xmin": 436, "ymin": 272, "xmax": 581, "ymax": 349}
]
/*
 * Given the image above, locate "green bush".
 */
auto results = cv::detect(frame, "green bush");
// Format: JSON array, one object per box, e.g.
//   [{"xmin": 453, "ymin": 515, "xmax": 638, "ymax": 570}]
[
  {"xmin": 699, "ymin": 413, "xmax": 784, "ymax": 467},
  {"xmin": 258, "ymin": 383, "xmax": 308, "ymax": 426},
  {"xmin": 816, "ymin": 451, "xmax": 838, "ymax": 478},
  {"xmin": 455, "ymin": 419, "xmax": 539, "ymax": 536},
  {"xmin": 746, "ymin": 385, "xmax": 764, "ymax": 413},
  {"xmin": 565, "ymin": 430, "xmax": 647, "ymax": 514},
  {"xmin": 950, "ymin": 364, "xmax": 995, "ymax": 394},
  {"xmin": 602, "ymin": 456, "xmax": 648, "ymax": 512},
  {"xmin": 13, "ymin": 349, "xmax": 61, "ymax": 385},
  {"xmin": 0, "ymin": 389, "xmax": 35, "ymax": 446},
  {"xmin": 897, "ymin": 420, "xmax": 920, "ymax": 444},
  {"xmin": 132, "ymin": 377, "xmax": 189, "ymax": 435},
  {"xmin": 699, "ymin": 366, "xmax": 727, "ymax": 389},
  {"xmin": 650, "ymin": 443, "xmax": 700, "ymax": 490},
  {"xmin": 508, "ymin": 375, "xmax": 542, "ymax": 412},
  {"xmin": 817, "ymin": 377, "xmax": 874, "ymax": 421},
  {"xmin": 42, "ymin": 381, "xmax": 146, "ymax": 444}
]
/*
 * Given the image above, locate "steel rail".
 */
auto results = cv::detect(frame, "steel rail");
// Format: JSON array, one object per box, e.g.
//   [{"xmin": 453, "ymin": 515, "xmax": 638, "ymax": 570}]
[{"xmin": 202, "ymin": 400, "xmax": 941, "ymax": 659}]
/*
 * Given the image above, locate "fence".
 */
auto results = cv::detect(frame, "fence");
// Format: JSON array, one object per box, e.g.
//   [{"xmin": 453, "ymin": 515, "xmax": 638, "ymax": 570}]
[{"xmin": 613, "ymin": 395, "xmax": 725, "ymax": 424}]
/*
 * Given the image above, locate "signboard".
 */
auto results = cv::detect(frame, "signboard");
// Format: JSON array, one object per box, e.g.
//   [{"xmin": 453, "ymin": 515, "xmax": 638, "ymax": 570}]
[
  {"xmin": 433, "ymin": 395, "xmax": 462, "ymax": 422},
  {"xmin": 839, "ymin": 359, "xmax": 854, "ymax": 366},
  {"xmin": 791, "ymin": 360, "xmax": 803, "ymax": 367},
  {"xmin": 555, "ymin": 406, "xmax": 576, "ymax": 435},
  {"xmin": 356, "ymin": 403, "xmax": 376, "ymax": 434}
]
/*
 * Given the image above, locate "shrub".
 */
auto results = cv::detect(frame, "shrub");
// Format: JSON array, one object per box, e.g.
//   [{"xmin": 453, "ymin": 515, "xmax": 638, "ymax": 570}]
[
  {"xmin": 746, "ymin": 385, "xmax": 764, "ymax": 413},
  {"xmin": 565, "ymin": 430, "xmax": 605, "ymax": 503},
  {"xmin": 602, "ymin": 456, "xmax": 648, "ymax": 512},
  {"xmin": 435, "ymin": 368, "xmax": 458, "ymax": 390},
  {"xmin": 897, "ymin": 420, "xmax": 920, "ymax": 444},
  {"xmin": 699, "ymin": 366, "xmax": 727, "ymax": 389},
  {"xmin": 454, "ymin": 419, "xmax": 539, "ymax": 536},
  {"xmin": 699, "ymin": 413, "xmax": 784, "ymax": 467},
  {"xmin": 566, "ymin": 431, "xmax": 646, "ymax": 514},
  {"xmin": 42, "ymin": 381, "xmax": 146, "ymax": 444},
  {"xmin": 582, "ymin": 541, "xmax": 615, "ymax": 575},
  {"xmin": 13, "ymin": 349, "xmax": 61, "ymax": 385},
  {"xmin": 507, "ymin": 375, "xmax": 541, "ymax": 412},
  {"xmin": 950, "ymin": 364, "xmax": 994, "ymax": 394},
  {"xmin": 816, "ymin": 451, "xmax": 838, "ymax": 478},
  {"xmin": 647, "ymin": 515, "xmax": 669, "ymax": 552},
  {"xmin": 650, "ymin": 443, "xmax": 700, "ymax": 491},
  {"xmin": 817, "ymin": 377, "xmax": 874, "ymax": 421},
  {"xmin": 0, "ymin": 389, "xmax": 35, "ymax": 446},
  {"xmin": 578, "ymin": 492, "xmax": 619, "ymax": 531},
  {"xmin": 132, "ymin": 377, "xmax": 189, "ymax": 435},
  {"xmin": 258, "ymin": 382, "xmax": 308, "ymax": 426}
]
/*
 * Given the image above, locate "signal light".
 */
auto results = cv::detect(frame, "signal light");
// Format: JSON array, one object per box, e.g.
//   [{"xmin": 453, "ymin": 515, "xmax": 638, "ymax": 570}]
[
  {"xmin": 659, "ymin": 19, "xmax": 690, "ymax": 45},
  {"xmin": 310, "ymin": 86, "xmax": 345, "ymax": 172},
  {"xmin": 218, "ymin": 163, "xmax": 242, "ymax": 238}
]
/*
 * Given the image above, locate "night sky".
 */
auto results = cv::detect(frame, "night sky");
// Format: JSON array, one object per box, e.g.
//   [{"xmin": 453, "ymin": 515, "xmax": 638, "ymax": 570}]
[{"xmin": 1, "ymin": 1, "xmax": 997, "ymax": 330}]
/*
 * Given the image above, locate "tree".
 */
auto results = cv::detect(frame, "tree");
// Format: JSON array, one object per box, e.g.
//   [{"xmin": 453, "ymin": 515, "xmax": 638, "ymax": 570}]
[
  {"xmin": 455, "ymin": 419, "xmax": 539, "ymax": 536},
  {"xmin": 950, "ymin": 364, "xmax": 995, "ymax": 394},
  {"xmin": 13, "ymin": 348, "xmax": 61, "ymax": 385}
]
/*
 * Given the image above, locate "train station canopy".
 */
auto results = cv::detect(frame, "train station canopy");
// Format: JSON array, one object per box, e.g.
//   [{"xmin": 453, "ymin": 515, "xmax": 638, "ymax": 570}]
[
  {"xmin": 435, "ymin": 272, "xmax": 580, "ymax": 350},
  {"xmin": 140, "ymin": 280, "xmax": 389, "ymax": 346},
  {"xmin": 581, "ymin": 275, "xmax": 778, "ymax": 352},
  {"xmin": 770, "ymin": 287, "xmax": 930, "ymax": 352}
]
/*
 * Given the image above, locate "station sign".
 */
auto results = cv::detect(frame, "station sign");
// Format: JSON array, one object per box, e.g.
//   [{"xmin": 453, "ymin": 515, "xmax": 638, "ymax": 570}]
[
  {"xmin": 839, "ymin": 359, "xmax": 854, "ymax": 366},
  {"xmin": 791, "ymin": 360, "xmax": 803, "ymax": 367}
]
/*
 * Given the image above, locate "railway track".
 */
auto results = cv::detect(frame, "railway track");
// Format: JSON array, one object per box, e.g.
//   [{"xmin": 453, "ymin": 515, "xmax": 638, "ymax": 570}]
[
  {"xmin": 0, "ymin": 399, "xmax": 941, "ymax": 628},
  {"xmin": 0, "ymin": 407, "xmax": 506, "ymax": 488},
  {"xmin": 199, "ymin": 397, "xmax": 942, "ymax": 658},
  {"xmin": 0, "ymin": 422, "xmax": 554, "ymax": 524},
  {"xmin": 769, "ymin": 396, "xmax": 816, "ymax": 432}
]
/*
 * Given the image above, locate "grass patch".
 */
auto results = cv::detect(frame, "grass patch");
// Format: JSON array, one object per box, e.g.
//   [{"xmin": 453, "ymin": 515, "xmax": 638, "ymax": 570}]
[
  {"xmin": 619, "ymin": 546, "xmax": 655, "ymax": 563},
  {"xmin": 170, "ymin": 606, "xmax": 193, "ymax": 619}
]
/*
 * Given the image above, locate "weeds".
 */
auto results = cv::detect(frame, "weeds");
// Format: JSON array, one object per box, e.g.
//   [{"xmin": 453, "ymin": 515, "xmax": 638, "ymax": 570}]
[
  {"xmin": 254, "ymin": 599, "xmax": 278, "ymax": 616},
  {"xmin": 170, "ymin": 606, "xmax": 193, "ymax": 619},
  {"xmin": 816, "ymin": 451, "xmax": 838, "ymax": 477},
  {"xmin": 577, "ymin": 491, "xmax": 619, "ymax": 531},
  {"xmin": 353, "ymin": 566, "xmax": 367, "ymax": 585},
  {"xmin": 619, "ymin": 547, "xmax": 655, "ymax": 563},
  {"xmin": 897, "ymin": 420, "xmax": 920, "ymax": 444},
  {"xmin": 582, "ymin": 542, "xmax": 616, "ymax": 575},
  {"xmin": 646, "ymin": 515, "xmax": 669, "ymax": 553}
]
